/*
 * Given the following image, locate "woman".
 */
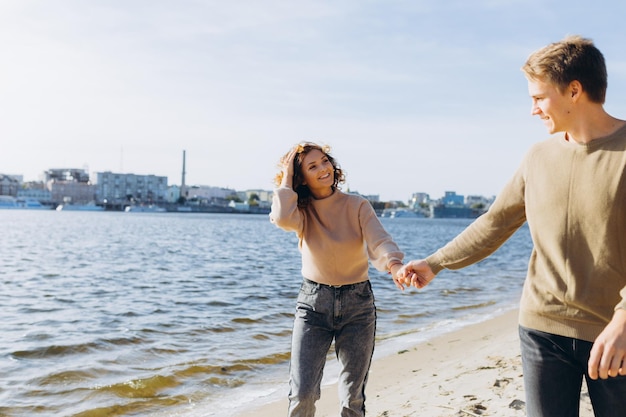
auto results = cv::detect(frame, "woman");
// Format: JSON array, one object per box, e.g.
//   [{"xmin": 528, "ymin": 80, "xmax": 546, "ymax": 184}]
[{"xmin": 269, "ymin": 142, "xmax": 405, "ymax": 417}]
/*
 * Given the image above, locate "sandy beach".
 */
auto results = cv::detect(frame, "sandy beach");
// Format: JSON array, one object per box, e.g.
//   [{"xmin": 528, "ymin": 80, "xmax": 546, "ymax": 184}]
[{"xmin": 236, "ymin": 309, "xmax": 593, "ymax": 417}]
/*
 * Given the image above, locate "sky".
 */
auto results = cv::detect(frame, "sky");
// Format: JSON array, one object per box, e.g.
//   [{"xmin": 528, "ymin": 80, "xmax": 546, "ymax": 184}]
[{"xmin": 1, "ymin": 1, "xmax": 626, "ymax": 202}]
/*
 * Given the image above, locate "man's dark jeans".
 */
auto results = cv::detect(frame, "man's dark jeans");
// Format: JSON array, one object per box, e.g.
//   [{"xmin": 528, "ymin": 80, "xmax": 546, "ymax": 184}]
[{"xmin": 519, "ymin": 325, "xmax": 626, "ymax": 417}]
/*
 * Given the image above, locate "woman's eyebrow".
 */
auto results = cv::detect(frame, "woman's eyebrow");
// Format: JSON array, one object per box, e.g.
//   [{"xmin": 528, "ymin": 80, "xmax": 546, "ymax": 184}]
[{"xmin": 305, "ymin": 158, "xmax": 322, "ymax": 167}]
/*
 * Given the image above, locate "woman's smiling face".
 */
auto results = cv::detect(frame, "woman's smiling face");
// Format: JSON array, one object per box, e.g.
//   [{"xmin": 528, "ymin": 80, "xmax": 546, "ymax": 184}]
[{"xmin": 300, "ymin": 149, "xmax": 335, "ymax": 198}]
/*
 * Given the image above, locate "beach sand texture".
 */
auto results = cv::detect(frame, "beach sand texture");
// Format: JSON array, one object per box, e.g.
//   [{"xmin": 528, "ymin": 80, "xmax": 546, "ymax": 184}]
[{"xmin": 237, "ymin": 309, "xmax": 594, "ymax": 417}]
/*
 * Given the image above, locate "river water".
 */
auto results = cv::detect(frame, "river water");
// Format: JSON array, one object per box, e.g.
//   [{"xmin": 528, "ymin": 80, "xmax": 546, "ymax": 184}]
[{"xmin": 0, "ymin": 210, "xmax": 532, "ymax": 416}]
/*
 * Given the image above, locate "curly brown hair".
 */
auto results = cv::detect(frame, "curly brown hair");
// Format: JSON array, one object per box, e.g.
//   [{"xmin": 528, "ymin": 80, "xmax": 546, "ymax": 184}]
[{"xmin": 274, "ymin": 142, "xmax": 346, "ymax": 208}]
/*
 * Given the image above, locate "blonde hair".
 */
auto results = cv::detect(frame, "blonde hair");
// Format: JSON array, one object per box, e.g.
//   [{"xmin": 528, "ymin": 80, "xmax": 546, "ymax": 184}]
[{"xmin": 521, "ymin": 35, "xmax": 607, "ymax": 103}]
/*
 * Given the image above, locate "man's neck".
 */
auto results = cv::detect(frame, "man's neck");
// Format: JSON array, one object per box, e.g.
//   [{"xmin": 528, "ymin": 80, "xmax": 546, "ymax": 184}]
[{"xmin": 565, "ymin": 108, "xmax": 625, "ymax": 144}]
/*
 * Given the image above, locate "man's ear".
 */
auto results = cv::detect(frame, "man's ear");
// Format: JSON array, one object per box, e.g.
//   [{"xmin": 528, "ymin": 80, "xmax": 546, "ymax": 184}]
[{"xmin": 569, "ymin": 80, "xmax": 583, "ymax": 101}]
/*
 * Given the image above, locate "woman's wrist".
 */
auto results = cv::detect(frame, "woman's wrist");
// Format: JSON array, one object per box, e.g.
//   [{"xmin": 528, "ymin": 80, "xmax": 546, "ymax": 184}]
[{"xmin": 387, "ymin": 260, "xmax": 403, "ymax": 273}]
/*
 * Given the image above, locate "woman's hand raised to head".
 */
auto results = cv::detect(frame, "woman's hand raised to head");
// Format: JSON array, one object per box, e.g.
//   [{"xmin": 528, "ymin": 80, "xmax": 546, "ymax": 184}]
[{"xmin": 280, "ymin": 147, "xmax": 299, "ymax": 188}]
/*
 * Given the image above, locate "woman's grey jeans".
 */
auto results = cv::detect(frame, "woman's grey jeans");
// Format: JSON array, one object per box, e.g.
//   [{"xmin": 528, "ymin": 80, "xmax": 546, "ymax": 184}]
[{"xmin": 288, "ymin": 278, "xmax": 376, "ymax": 417}]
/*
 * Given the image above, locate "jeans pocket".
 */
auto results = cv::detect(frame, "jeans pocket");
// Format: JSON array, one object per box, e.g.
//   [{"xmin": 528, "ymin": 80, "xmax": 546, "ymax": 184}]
[
  {"xmin": 296, "ymin": 280, "xmax": 324, "ymax": 313},
  {"xmin": 353, "ymin": 281, "xmax": 374, "ymax": 300},
  {"xmin": 299, "ymin": 279, "xmax": 320, "ymax": 296}
]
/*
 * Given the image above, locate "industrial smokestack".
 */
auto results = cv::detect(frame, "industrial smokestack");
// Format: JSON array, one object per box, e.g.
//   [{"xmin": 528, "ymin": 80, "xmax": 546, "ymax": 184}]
[{"xmin": 181, "ymin": 150, "xmax": 187, "ymax": 198}]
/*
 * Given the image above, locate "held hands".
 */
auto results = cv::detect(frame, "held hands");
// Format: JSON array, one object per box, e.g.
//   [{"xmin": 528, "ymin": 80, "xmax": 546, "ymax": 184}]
[
  {"xmin": 588, "ymin": 308, "xmax": 626, "ymax": 380},
  {"xmin": 396, "ymin": 260, "xmax": 436, "ymax": 289}
]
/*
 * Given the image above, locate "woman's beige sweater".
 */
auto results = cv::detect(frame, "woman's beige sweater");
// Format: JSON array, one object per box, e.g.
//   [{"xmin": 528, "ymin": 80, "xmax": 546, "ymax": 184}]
[
  {"xmin": 270, "ymin": 188, "xmax": 404, "ymax": 286},
  {"xmin": 426, "ymin": 125, "xmax": 626, "ymax": 342}
]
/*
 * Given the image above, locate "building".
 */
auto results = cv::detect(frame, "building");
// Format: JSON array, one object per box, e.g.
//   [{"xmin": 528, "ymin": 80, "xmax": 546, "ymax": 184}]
[
  {"xmin": 429, "ymin": 191, "xmax": 490, "ymax": 219},
  {"xmin": 18, "ymin": 181, "xmax": 52, "ymax": 204},
  {"xmin": 0, "ymin": 174, "xmax": 20, "ymax": 197},
  {"xmin": 441, "ymin": 191, "xmax": 465, "ymax": 206},
  {"xmin": 241, "ymin": 189, "xmax": 272, "ymax": 203},
  {"xmin": 465, "ymin": 194, "xmax": 493, "ymax": 208},
  {"xmin": 409, "ymin": 192, "xmax": 430, "ymax": 206},
  {"xmin": 46, "ymin": 169, "xmax": 90, "ymax": 183},
  {"xmin": 430, "ymin": 204, "xmax": 483, "ymax": 219},
  {"xmin": 94, "ymin": 172, "xmax": 168, "ymax": 206},
  {"xmin": 166, "ymin": 185, "xmax": 182, "ymax": 203},
  {"xmin": 185, "ymin": 185, "xmax": 237, "ymax": 201},
  {"xmin": 236, "ymin": 189, "xmax": 272, "ymax": 212},
  {"xmin": 44, "ymin": 168, "xmax": 96, "ymax": 205}
]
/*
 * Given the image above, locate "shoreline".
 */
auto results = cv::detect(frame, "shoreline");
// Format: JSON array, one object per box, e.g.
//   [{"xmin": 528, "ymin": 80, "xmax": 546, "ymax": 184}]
[{"xmin": 235, "ymin": 308, "xmax": 593, "ymax": 417}]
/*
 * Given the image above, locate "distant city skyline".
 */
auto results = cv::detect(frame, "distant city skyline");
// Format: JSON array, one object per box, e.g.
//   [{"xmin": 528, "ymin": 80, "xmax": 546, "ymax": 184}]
[
  {"xmin": 6, "ymin": 162, "xmax": 493, "ymax": 203},
  {"xmin": 2, "ymin": 1, "xmax": 625, "ymax": 201}
]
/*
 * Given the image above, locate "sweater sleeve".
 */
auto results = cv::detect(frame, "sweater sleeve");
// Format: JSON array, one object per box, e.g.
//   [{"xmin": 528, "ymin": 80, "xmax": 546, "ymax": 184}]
[
  {"xmin": 268, "ymin": 187, "xmax": 304, "ymax": 235},
  {"xmin": 360, "ymin": 199, "xmax": 404, "ymax": 272},
  {"xmin": 426, "ymin": 160, "xmax": 528, "ymax": 274}
]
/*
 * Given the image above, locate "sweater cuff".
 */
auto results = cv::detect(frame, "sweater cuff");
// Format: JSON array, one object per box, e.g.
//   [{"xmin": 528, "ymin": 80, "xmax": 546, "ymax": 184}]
[
  {"xmin": 387, "ymin": 259, "xmax": 403, "ymax": 270},
  {"xmin": 425, "ymin": 252, "xmax": 445, "ymax": 275}
]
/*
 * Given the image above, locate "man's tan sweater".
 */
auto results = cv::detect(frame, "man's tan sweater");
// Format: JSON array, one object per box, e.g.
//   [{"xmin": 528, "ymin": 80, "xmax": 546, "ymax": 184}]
[
  {"xmin": 270, "ymin": 188, "xmax": 403, "ymax": 286},
  {"xmin": 426, "ymin": 125, "xmax": 626, "ymax": 342}
]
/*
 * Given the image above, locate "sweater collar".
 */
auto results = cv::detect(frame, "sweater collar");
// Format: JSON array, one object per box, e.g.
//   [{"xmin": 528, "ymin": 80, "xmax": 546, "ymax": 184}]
[{"xmin": 559, "ymin": 123, "xmax": 626, "ymax": 149}]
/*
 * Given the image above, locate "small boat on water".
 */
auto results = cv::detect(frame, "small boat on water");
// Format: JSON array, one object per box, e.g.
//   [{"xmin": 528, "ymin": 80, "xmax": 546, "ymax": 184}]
[
  {"xmin": 0, "ymin": 196, "xmax": 52, "ymax": 210},
  {"xmin": 380, "ymin": 208, "xmax": 421, "ymax": 218},
  {"xmin": 56, "ymin": 202, "xmax": 105, "ymax": 211},
  {"xmin": 124, "ymin": 205, "xmax": 167, "ymax": 213}
]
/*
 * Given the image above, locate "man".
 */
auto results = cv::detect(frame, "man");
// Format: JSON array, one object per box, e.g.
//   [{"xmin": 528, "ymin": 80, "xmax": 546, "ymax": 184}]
[{"xmin": 398, "ymin": 35, "xmax": 626, "ymax": 416}]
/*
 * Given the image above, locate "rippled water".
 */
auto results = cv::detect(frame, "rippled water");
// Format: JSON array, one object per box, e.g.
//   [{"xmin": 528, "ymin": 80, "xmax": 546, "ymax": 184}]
[{"xmin": 0, "ymin": 210, "xmax": 532, "ymax": 416}]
